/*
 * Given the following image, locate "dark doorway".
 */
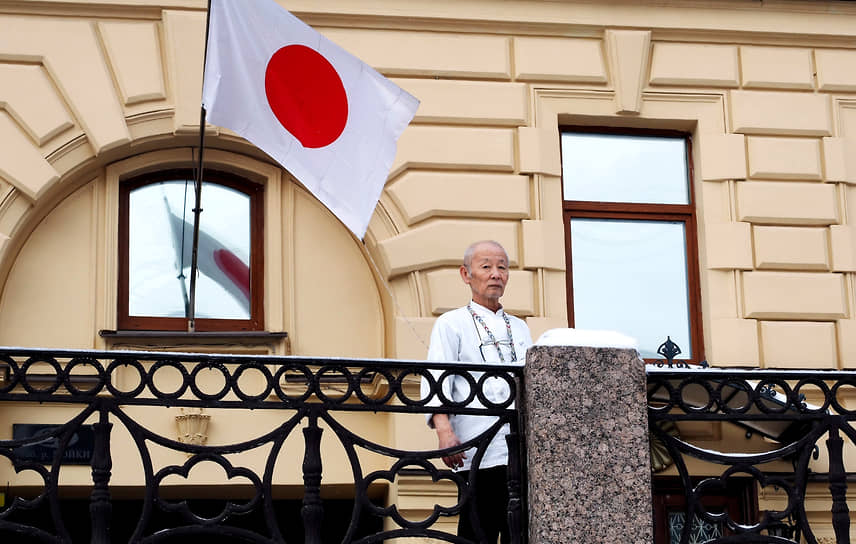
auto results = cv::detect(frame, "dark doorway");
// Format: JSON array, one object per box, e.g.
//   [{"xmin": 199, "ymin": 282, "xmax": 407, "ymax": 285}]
[
  {"xmin": 652, "ymin": 477, "xmax": 758, "ymax": 544},
  {"xmin": 1, "ymin": 495, "xmax": 383, "ymax": 543}
]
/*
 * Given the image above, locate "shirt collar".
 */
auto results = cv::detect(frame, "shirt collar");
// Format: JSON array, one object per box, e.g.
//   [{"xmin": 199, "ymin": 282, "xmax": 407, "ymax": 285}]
[{"xmin": 469, "ymin": 299, "xmax": 504, "ymax": 316}]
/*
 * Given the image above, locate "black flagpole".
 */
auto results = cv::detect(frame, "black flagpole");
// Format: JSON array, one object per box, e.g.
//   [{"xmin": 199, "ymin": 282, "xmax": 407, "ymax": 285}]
[{"xmin": 188, "ymin": 0, "xmax": 213, "ymax": 332}]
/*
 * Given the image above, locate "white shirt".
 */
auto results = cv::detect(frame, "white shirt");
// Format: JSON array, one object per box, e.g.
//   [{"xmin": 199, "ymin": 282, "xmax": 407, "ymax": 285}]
[{"xmin": 422, "ymin": 301, "xmax": 533, "ymax": 471}]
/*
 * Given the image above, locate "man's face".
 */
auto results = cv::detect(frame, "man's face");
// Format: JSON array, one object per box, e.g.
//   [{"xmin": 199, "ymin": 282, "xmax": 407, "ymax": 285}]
[{"xmin": 460, "ymin": 243, "xmax": 509, "ymax": 307}]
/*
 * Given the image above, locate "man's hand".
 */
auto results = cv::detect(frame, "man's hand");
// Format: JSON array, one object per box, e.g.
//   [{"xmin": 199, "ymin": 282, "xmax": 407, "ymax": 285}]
[{"xmin": 432, "ymin": 414, "xmax": 466, "ymax": 469}]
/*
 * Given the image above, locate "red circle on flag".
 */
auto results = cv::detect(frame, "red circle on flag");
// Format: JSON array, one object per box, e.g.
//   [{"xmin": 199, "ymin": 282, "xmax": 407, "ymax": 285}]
[{"xmin": 264, "ymin": 45, "xmax": 348, "ymax": 149}]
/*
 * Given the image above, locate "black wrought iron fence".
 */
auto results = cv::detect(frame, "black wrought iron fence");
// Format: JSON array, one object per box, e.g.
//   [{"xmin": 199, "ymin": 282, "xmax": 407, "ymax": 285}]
[
  {"xmin": 648, "ymin": 367, "xmax": 856, "ymax": 544},
  {"xmin": 0, "ymin": 347, "xmax": 525, "ymax": 544},
  {"xmin": 4, "ymin": 344, "xmax": 855, "ymax": 544}
]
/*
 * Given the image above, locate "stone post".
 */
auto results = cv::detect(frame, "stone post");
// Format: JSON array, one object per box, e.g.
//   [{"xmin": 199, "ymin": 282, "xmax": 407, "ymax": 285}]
[{"xmin": 523, "ymin": 345, "xmax": 652, "ymax": 543}]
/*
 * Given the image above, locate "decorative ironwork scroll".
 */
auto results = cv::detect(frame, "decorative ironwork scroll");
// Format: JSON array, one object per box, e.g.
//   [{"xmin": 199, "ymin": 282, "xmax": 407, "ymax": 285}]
[
  {"xmin": 0, "ymin": 347, "xmax": 525, "ymax": 544},
  {"xmin": 648, "ymin": 367, "xmax": 856, "ymax": 544},
  {"xmin": 4, "ymin": 344, "xmax": 853, "ymax": 544}
]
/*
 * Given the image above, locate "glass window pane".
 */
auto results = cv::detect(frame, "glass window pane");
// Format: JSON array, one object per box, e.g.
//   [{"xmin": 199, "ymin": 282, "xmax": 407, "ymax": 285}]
[
  {"xmin": 570, "ymin": 218, "xmax": 691, "ymax": 359},
  {"xmin": 561, "ymin": 132, "xmax": 689, "ymax": 204},
  {"xmin": 128, "ymin": 180, "xmax": 251, "ymax": 320},
  {"xmin": 669, "ymin": 512, "xmax": 723, "ymax": 544}
]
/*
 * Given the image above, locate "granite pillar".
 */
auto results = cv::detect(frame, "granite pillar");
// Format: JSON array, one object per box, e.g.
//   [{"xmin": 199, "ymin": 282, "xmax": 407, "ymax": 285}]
[{"xmin": 523, "ymin": 345, "xmax": 652, "ymax": 543}]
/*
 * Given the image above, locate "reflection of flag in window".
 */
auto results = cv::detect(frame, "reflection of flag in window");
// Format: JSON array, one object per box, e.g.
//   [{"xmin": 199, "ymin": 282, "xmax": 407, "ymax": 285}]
[{"xmin": 165, "ymin": 208, "xmax": 250, "ymax": 314}]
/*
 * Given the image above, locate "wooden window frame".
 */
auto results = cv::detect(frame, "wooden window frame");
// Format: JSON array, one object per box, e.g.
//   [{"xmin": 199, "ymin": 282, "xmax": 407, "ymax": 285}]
[
  {"xmin": 117, "ymin": 169, "xmax": 265, "ymax": 332},
  {"xmin": 560, "ymin": 127, "xmax": 705, "ymax": 363}
]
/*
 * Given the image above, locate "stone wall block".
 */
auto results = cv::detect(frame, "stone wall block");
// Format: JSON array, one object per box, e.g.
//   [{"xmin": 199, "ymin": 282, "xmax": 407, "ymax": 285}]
[
  {"xmin": 705, "ymin": 270, "xmax": 739, "ymax": 319},
  {"xmin": 753, "ymin": 226, "xmax": 829, "ymax": 270},
  {"xmin": 736, "ymin": 181, "xmax": 838, "ymax": 225},
  {"xmin": 760, "ymin": 321, "xmax": 838, "ymax": 369},
  {"xmin": 322, "ymin": 27, "xmax": 511, "ymax": 79},
  {"xmin": 705, "ymin": 222, "xmax": 753, "ymax": 270},
  {"xmin": 0, "ymin": 193, "xmax": 31, "ymax": 244},
  {"xmin": 845, "ymin": 140, "xmax": 856, "ymax": 185},
  {"xmin": 376, "ymin": 219, "xmax": 518, "ymax": 278},
  {"xmin": 822, "ymin": 137, "xmax": 848, "ymax": 183},
  {"xmin": 524, "ymin": 345, "xmax": 652, "ymax": 543},
  {"xmin": 708, "ymin": 318, "xmax": 760, "ymax": 367},
  {"xmin": 542, "ymin": 270, "xmax": 570, "ymax": 324},
  {"xmin": 815, "ymin": 49, "xmax": 856, "ymax": 92},
  {"xmin": 98, "ymin": 21, "xmax": 166, "ymax": 107},
  {"xmin": 393, "ymin": 78, "xmax": 527, "ymax": 126},
  {"xmin": 747, "ymin": 137, "xmax": 822, "ymax": 181},
  {"xmin": 701, "ymin": 179, "xmax": 733, "ymax": 223},
  {"xmin": 521, "ymin": 219, "xmax": 566, "ymax": 270},
  {"xmin": 518, "ymin": 127, "xmax": 561, "ymax": 176},
  {"xmin": 392, "ymin": 126, "xmax": 515, "ymax": 177},
  {"xmin": 848, "ymin": 186, "xmax": 856, "ymax": 231},
  {"xmin": 839, "ymin": 320, "xmax": 856, "ymax": 369},
  {"xmin": 163, "ymin": 10, "xmax": 207, "ymax": 134},
  {"xmin": 743, "ymin": 271, "xmax": 847, "ymax": 320},
  {"xmin": 830, "ymin": 226, "xmax": 856, "ymax": 272},
  {"xmin": 605, "ymin": 29, "xmax": 652, "ymax": 114},
  {"xmin": 699, "ymin": 132, "xmax": 746, "ymax": 181},
  {"xmin": 650, "ymin": 43, "xmax": 739, "ymax": 88},
  {"xmin": 740, "ymin": 46, "xmax": 814, "ymax": 90},
  {"xmin": 0, "ymin": 16, "xmax": 131, "ymax": 154},
  {"xmin": 0, "ymin": 64, "xmax": 74, "ymax": 147},
  {"xmin": 731, "ymin": 91, "xmax": 831, "ymax": 137},
  {"xmin": 386, "ymin": 171, "xmax": 530, "ymax": 225},
  {"xmin": 514, "ymin": 37, "xmax": 607, "ymax": 83},
  {"xmin": 0, "ymin": 115, "xmax": 59, "ymax": 200},
  {"xmin": 823, "ymin": 137, "xmax": 856, "ymax": 184}
]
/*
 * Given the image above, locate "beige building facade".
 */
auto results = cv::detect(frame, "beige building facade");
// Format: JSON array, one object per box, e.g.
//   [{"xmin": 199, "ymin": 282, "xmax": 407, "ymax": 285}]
[{"xmin": 1, "ymin": 0, "xmax": 856, "ymax": 540}]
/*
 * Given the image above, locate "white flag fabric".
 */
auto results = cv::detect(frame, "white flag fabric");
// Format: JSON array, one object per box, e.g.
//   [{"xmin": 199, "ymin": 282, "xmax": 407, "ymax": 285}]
[{"xmin": 202, "ymin": 0, "xmax": 419, "ymax": 239}]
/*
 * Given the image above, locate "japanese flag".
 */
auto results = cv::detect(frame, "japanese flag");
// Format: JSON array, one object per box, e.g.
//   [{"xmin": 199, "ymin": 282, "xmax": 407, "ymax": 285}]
[{"xmin": 202, "ymin": 0, "xmax": 419, "ymax": 239}]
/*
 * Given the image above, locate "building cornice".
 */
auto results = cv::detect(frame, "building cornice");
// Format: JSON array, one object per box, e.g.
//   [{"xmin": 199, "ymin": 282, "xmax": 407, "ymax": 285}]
[{"xmin": 1, "ymin": 0, "xmax": 856, "ymax": 46}]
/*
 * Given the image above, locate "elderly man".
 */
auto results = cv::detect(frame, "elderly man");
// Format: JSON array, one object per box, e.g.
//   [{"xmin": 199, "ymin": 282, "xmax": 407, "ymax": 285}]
[{"xmin": 422, "ymin": 240, "xmax": 533, "ymax": 544}]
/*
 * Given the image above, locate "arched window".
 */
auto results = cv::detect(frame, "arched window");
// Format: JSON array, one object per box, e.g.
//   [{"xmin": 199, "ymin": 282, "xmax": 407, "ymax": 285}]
[{"xmin": 117, "ymin": 169, "xmax": 264, "ymax": 331}]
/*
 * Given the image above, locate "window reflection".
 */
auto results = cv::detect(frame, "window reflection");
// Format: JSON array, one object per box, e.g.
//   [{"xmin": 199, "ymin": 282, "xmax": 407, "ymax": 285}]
[
  {"xmin": 570, "ymin": 218, "xmax": 692, "ymax": 359},
  {"xmin": 128, "ymin": 180, "xmax": 251, "ymax": 320},
  {"xmin": 561, "ymin": 133, "xmax": 689, "ymax": 204}
]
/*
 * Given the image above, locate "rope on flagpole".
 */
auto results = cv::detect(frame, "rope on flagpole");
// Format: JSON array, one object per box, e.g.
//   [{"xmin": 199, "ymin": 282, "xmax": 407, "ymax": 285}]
[
  {"xmin": 188, "ymin": 0, "xmax": 214, "ymax": 332},
  {"xmin": 161, "ymin": 184, "xmax": 191, "ymax": 317},
  {"xmin": 188, "ymin": 111, "xmax": 205, "ymax": 332},
  {"xmin": 361, "ymin": 241, "xmax": 430, "ymax": 352}
]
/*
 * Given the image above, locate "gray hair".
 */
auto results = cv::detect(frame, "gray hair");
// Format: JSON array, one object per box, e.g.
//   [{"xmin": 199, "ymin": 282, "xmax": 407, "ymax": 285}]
[{"xmin": 462, "ymin": 240, "xmax": 508, "ymax": 274}]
